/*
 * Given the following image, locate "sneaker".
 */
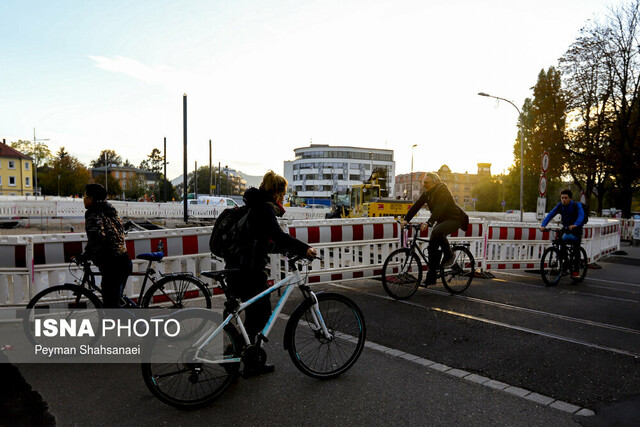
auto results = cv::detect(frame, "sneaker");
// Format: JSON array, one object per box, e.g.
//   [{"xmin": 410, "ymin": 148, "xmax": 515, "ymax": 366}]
[
  {"xmin": 571, "ymin": 271, "xmax": 580, "ymax": 278},
  {"xmin": 423, "ymin": 275, "xmax": 437, "ymax": 286},
  {"xmin": 441, "ymin": 253, "xmax": 456, "ymax": 268},
  {"xmin": 243, "ymin": 363, "xmax": 275, "ymax": 378}
]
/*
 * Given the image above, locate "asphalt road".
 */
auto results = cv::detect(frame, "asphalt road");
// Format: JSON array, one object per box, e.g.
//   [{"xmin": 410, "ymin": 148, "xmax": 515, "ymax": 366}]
[{"xmin": 3, "ymin": 243, "xmax": 640, "ymax": 426}]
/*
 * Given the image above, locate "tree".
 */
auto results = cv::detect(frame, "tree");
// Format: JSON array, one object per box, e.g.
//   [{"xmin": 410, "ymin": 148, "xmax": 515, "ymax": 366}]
[
  {"xmin": 139, "ymin": 148, "xmax": 163, "ymax": 173},
  {"xmin": 604, "ymin": 0, "xmax": 640, "ymax": 217},
  {"xmin": 10, "ymin": 139, "xmax": 53, "ymax": 170},
  {"xmin": 93, "ymin": 173, "xmax": 122, "ymax": 198},
  {"xmin": 90, "ymin": 150, "xmax": 123, "ymax": 168},
  {"xmin": 518, "ymin": 67, "xmax": 568, "ymax": 182},
  {"xmin": 559, "ymin": 24, "xmax": 614, "ymax": 213},
  {"xmin": 154, "ymin": 177, "xmax": 177, "ymax": 202},
  {"xmin": 38, "ymin": 147, "xmax": 91, "ymax": 196},
  {"xmin": 472, "ymin": 175, "xmax": 504, "ymax": 212}
]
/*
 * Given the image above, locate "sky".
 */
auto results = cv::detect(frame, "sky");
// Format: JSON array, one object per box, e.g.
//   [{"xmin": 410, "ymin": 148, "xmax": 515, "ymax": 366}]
[{"xmin": 0, "ymin": 0, "xmax": 615, "ymax": 181}]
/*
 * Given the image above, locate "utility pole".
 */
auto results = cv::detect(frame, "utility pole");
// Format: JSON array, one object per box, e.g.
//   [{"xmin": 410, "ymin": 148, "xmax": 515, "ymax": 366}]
[
  {"xmin": 32, "ymin": 128, "xmax": 49, "ymax": 199},
  {"xmin": 209, "ymin": 139, "xmax": 213, "ymax": 196},
  {"xmin": 183, "ymin": 94, "xmax": 188, "ymax": 223},
  {"xmin": 163, "ymin": 137, "xmax": 168, "ymax": 202}
]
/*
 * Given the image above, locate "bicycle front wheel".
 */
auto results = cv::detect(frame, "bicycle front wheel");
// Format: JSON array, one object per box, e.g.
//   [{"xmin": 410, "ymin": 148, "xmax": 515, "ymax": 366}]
[
  {"xmin": 141, "ymin": 309, "xmax": 242, "ymax": 409},
  {"xmin": 141, "ymin": 275, "xmax": 212, "ymax": 309},
  {"xmin": 23, "ymin": 284, "xmax": 103, "ymax": 347},
  {"xmin": 571, "ymin": 247, "xmax": 588, "ymax": 284},
  {"xmin": 286, "ymin": 292, "xmax": 366, "ymax": 379},
  {"xmin": 541, "ymin": 247, "xmax": 563, "ymax": 286},
  {"xmin": 381, "ymin": 248, "xmax": 422, "ymax": 300},
  {"xmin": 440, "ymin": 246, "xmax": 475, "ymax": 294}
]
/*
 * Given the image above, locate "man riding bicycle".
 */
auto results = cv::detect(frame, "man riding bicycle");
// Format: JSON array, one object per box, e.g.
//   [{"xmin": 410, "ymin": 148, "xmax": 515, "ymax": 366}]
[
  {"xmin": 401, "ymin": 172, "xmax": 468, "ymax": 285},
  {"xmin": 539, "ymin": 189, "xmax": 585, "ymax": 278}
]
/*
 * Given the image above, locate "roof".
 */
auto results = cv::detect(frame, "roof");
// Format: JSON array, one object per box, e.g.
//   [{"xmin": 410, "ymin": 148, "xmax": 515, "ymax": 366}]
[{"xmin": 0, "ymin": 141, "xmax": 32, "ymax": 160}]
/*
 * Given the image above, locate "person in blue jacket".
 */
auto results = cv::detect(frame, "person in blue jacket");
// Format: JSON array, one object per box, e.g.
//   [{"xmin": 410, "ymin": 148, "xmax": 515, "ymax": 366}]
[{"xmin": 539, "ymin": 189, "xmax": 584, "ymax": 277}]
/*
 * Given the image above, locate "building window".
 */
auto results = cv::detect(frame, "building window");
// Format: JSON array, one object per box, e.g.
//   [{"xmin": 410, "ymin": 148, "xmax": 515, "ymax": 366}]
[
  {"xmin": 25, "ymin": 162, "xmax": 30, "ymax": 170},
  {"xmin": 9, "ymin": 176, "xmax": 16, "ymax": 186},
  {"xmin": 8, "ymin": 161, "xmax": 16, "ymax": 169},
  {"xmin": 25, "ymin": 177, "xmax": 30, "ymax": 187}
]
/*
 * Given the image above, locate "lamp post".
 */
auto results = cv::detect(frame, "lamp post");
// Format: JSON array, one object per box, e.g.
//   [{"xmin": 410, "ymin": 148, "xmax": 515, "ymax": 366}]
[
  {"xmin": 410, "ymin": 144, "xmax": 417, "ymax": 201},
  {"xmin": 57, "ymin": 174, "xmax": 60, "ymax": 197},
  {"xmin": 478, "ymin": 92, "xmax": 524, "ymax": 222}
]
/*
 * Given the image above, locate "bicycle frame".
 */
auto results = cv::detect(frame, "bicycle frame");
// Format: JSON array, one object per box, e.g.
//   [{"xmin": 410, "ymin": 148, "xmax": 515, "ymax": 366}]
[
  {"xmin": 73, "ymin": 259, "xmax": 160, "ymax": 305},
  {"xmin": 194, "ymin": 263, "xmax": 331, "ymax": 365}
]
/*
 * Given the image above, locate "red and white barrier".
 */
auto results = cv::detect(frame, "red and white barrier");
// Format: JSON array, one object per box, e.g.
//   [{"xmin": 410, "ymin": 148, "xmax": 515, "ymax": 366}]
[{"xmin": 0, "ymin": 217, "xmax": 622, "ymax": 306}]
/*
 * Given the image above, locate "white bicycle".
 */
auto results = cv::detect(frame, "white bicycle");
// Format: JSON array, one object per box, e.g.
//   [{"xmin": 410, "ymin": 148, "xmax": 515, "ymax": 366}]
[{"xmin": 141, "ymin": 256, "xmax": 367, "ymax": 408}]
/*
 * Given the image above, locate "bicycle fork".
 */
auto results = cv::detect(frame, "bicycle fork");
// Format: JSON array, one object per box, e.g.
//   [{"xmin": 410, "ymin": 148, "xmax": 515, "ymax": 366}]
[{"xmin": 308, "ymin": 291, "xmax": 333, "ymax": 341}]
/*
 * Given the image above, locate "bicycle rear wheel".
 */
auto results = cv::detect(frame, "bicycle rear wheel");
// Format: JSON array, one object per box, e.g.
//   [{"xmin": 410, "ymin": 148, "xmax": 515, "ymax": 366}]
[
  {"xmin": 141, "ymin": 275, "xmax": 212, "ymax": 309},
  {"xmin": 23, "ymin": 284, "xmax": 103, "ymax": 347},
  {"xmin": 571, "ymin": 247, "xmax": 588, "ymax": 284},
  {"xmin": 440, "ymin": 246, "xmax": 475, "ymax": 294},
  {"xmin": 541, "ymin": 247, "xmax": 563, "ymax": 286},
  {"xmin": 381, "ymin": 248, "xmax": 422, "ymax": 300},
  {"xmin": 286, "ymin": 292, "xmax": 366, "ymax": 379},
  {"xmin": 141, "ymin": 309, "xmax": 242, "ymax": 408}
]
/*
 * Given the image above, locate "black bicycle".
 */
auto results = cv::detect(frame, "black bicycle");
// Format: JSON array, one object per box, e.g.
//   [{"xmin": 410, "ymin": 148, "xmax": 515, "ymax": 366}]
[
  {"xmin": 23, "ymin": 252, "xmax": 212, "ymax": 346},
  {"xmin": 540, "ymin": 227, "xmax": 588, "ymax": 286},
  {"xmin": 381, "ymin": 223, "xmax": 475, "ymax": 299}
]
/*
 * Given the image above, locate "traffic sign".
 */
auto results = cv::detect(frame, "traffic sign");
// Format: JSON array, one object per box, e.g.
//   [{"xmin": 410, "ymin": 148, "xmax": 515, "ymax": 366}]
[
  {"xmin": 541, "ymin": 151, "xmax": 550, "ymax": 173},
  {"xmin": 538, "ymin": 175, "xmax": 547, "ymax": 197},
  {"xmin": 536, "ymin": 197, "xmax": 547, "ymax": 220}
]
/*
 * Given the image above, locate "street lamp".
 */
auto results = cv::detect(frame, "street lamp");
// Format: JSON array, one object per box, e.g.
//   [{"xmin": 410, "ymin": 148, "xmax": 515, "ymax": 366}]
[
  {"xmin": 410, "ymin": 144, "xmax": 418, "ymax": 201},
  {"xmin": 57, "ymin": 174, "xmax": 60, "ymax": 197},
  {"xmin": 478, "ymin": 92, "xmax": 524, "ymax": 222}
]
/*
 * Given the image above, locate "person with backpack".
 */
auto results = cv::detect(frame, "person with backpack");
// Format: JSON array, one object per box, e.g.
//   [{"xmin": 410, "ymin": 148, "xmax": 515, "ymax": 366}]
[
  {"xmin": 401, "ymin": 172, "xmax": 469, "ymax": 285},
  {"xmin": 74, "ymin": 183, "xmax": 132, "ymax": 308},
  {"xmin": 539, "ymin": 189, "xmax": 586, "ymax": 278},
  {"xmin": 221, "ymin": 171, "xmax": 316, "ymax": 376}
]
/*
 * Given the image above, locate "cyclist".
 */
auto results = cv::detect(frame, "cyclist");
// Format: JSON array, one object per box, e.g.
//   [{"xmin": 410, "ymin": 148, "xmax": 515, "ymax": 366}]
[
  {"xmin": 74, "ymin": 183, "xmax": 132, "ymax": 308},
  {"xmin": 226, "ymin": 171, "xmax": 316, "ymax": 376},
  {"xmin": 401, "ymin": 172, "xmax": 467, "ymax": 285},
  {"xmin": 539, "ymin": 189, "xmax": 585, "ymax": 278}
]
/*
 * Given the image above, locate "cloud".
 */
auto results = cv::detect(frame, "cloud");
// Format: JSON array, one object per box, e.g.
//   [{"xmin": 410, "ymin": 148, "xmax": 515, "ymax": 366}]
[{"xmin": 89, "ymin": 55, "xmax": 179, "ymax": 87}]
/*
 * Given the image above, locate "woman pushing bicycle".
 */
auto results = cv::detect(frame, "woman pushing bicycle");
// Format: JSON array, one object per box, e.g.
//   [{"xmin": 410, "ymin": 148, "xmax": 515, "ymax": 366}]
[
  {"xmin": 401, "ymin": 172, "xmax": 468, "ymax": 285},
  {"xmin": 225, "ymin": 171, "xmax": 316, "ymax": 377}
]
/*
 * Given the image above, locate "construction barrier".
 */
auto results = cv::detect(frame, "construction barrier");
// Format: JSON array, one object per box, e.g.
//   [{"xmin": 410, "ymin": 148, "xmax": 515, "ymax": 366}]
[{"xmin": 0, "ymin": 217, "xmax": 621, "ymax": 306}]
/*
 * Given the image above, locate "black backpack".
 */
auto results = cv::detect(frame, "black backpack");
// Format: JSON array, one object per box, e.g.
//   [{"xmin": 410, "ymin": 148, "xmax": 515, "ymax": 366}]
[
  {"xmin": 574, "ymin": 201, "xmax": 589, "ymax": 225},
  {"xmin": 209, "ymin": 206, "xmax": 251, "ymax": 259}
]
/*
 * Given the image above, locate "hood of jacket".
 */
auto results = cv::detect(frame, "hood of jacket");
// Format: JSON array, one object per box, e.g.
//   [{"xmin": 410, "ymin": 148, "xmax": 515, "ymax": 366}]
[{"xmin": 243, "ymin": 187, "xmax": 285, "ymax": 217}]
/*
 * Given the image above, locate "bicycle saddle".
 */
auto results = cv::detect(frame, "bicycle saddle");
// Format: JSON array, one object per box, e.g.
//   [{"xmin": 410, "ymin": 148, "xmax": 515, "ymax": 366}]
[{"xmin": 137, "ymin": 252, "xmax": 165, "ymax": 261}]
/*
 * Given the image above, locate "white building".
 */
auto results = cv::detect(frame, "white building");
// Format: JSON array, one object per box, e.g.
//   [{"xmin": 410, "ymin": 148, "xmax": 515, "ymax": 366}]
[{"xmin": 283, "ymin": 144, "xmax": 395, "ymax": 205}]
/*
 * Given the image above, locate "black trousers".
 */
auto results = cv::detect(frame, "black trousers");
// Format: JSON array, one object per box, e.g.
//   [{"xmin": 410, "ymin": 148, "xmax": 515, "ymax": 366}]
[
  {"xmin": 98, "ymin": 252, "xmax": 132, "ymax": 308},
  {"xmin": 227, "ymin": 269, "xmax": 271, "ymax": 343},
  {"xmin": 427, "ymin": 219, "xmax": 461, "ymax": 277}
]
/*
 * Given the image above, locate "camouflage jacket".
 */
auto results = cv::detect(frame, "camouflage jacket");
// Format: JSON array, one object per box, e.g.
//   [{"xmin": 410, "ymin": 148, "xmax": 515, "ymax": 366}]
[{"xmin": 82, "ymin": 200, "xmax": 128, "ymax": 266}]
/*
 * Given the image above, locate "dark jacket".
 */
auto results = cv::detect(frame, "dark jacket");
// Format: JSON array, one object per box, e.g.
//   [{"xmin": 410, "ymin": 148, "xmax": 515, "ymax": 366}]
[
  {"xmin": 229, "ymin": 187, "xmax": 309, "ymax": 270},
  {"xmin": 81, "ymin": 200, "xmax": 128, "ymax": 267},
  {"xmin": 541, "ymin": 201, "xmax": 585, "ymax": 229},
  {"xmin": 405, "ymin": 183, "xmax": 464, "ymax": 225}
]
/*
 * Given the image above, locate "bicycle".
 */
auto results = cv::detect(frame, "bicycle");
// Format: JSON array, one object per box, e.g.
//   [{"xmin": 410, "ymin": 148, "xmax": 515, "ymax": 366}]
[
  {"xmin": 381, "ymin": 222, "xmax": 475, "ymax": 299},
  {"xmin": 141, "ymin": 255, "xmax": 367, "ymax": 409},
  {"xmin": 540, "ymin": 226, "xmax": 588, "ymax": 286},
  {"xmin": 23, "ymin": 252, "xmax": 212, "ymax": 346}
]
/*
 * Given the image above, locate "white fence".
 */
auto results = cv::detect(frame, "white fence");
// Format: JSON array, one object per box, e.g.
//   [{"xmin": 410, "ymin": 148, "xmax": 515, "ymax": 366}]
[
  {"xmin": 0, "ymin": 217, "xmax": 621, "ymax": 307},
  {"xmin": 0, "ymin": 199, "xmax": 328, "ymax": 223}
]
